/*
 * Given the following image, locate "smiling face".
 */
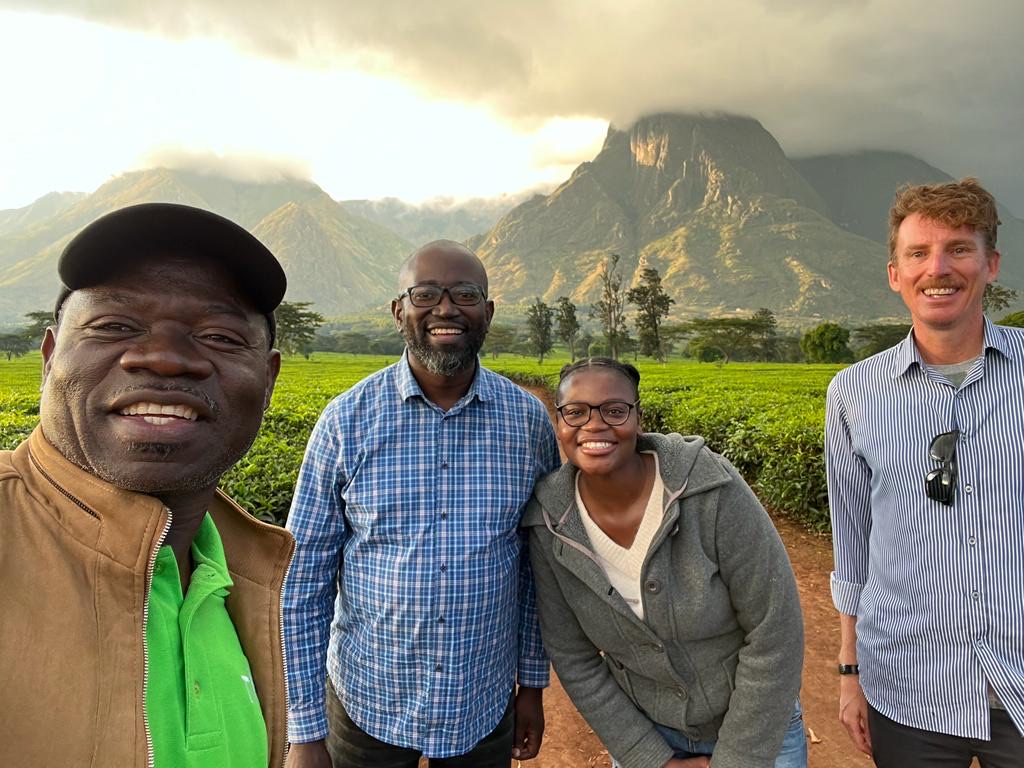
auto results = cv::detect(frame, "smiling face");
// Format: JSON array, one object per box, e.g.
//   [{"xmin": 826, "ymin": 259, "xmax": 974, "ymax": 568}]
[
  {"xmin": 556, "ymin": 367, "xmax": 641, "ymax": 477},
  {"xmin": 40, "ymin": 254, "xmax": 281, "ymax": 498},
  {"xmin": 391, "ymin": 243, "xmax": 494, "ymax": 376},
  {"xmin": 888, "ymin": 212, "xmax": 1000, "ymax": 336}
]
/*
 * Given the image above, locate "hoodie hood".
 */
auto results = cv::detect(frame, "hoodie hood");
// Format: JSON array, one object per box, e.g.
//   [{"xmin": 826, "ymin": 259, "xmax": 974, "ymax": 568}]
[{"xmin": 522, "ymin": 432, "xmax": 730, "ymax": 529}]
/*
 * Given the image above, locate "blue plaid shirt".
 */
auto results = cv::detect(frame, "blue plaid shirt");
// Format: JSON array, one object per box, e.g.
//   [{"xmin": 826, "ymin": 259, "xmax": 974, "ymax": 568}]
[{"xmin": 284, "ymin": 354, "xmax": 558, "ymax": 755}]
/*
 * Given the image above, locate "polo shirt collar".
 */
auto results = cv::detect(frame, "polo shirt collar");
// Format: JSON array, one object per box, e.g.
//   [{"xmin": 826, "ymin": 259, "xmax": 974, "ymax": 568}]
[
  {"xmin": 892, "ymin": 315, "xmax": 1011, "ymax": 378},
  {"xmin": 395, "ymin": 349, "xmax": 492, "ymax": 404}
]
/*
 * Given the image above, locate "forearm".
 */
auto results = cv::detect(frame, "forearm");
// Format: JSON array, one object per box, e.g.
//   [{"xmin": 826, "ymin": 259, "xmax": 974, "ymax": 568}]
[{"xmin": 838, "ymin": 612, "xmax": 858, "ymax": 665}]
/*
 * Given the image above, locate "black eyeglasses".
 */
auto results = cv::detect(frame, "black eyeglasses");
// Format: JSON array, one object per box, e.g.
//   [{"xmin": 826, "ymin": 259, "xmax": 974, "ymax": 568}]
[
  {"xmin": 398, "ymin": 283, "xmax": 486, "ymax": 308},
  {"xmin": 925, "ymin": 430, "xmax": 959, "ymax": 506},
  {"xmin": 555, "ymin": 400, "xmax": 639, "ymax": 427}
]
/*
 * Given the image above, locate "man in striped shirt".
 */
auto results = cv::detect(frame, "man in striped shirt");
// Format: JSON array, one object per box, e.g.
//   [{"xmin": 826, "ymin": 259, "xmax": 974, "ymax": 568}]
[
  {"xmin": 284, "ymin": 241, "xmax": 559, "ymax": 768},
  {"xmin": 827, "ymin": 178, "xmax": 1024, "ymax": 766}
]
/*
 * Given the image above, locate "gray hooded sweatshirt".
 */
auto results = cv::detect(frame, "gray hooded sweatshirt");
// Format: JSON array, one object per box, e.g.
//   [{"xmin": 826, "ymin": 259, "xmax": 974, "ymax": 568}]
[{"xmin": 522, "ymin": 432, "xmax": 804, "ymax": 768}]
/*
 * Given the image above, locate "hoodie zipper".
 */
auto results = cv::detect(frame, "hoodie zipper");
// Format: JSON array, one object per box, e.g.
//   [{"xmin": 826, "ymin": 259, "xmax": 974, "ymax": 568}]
[{"xmin": 142, "ymin": 510, "xmax": 172, "ymax": 768}]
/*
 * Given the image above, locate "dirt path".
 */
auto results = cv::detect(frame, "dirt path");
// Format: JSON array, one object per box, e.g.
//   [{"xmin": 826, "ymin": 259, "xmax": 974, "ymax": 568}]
[{"xmin": 522, "ymin": 385, "xmax": 871, "ymax": 768}]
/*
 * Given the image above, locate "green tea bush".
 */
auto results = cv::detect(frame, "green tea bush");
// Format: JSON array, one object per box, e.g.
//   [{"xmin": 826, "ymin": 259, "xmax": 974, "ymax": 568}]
[{"xmin": 2, "ymin": 352, "xmax": 841, "ymax": 533}]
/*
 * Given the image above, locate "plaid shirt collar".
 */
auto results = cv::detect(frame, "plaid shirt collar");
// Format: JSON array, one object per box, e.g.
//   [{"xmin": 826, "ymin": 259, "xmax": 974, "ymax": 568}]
[{"xmin": 395, "ymin": 349, "xmax": 494, "ymax": 406}]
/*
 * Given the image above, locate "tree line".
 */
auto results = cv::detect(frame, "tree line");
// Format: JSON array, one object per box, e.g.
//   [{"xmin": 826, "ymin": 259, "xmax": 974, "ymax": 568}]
[{"xmin": 2, "ymin": 266, "xmax": 1022, "ymax": 363}]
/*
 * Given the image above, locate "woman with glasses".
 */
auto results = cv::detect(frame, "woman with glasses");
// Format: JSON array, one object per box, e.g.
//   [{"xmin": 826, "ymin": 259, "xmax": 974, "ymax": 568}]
[{"xmin": 522, "ymin": 358, "xmax": 806, "ymax": 768}]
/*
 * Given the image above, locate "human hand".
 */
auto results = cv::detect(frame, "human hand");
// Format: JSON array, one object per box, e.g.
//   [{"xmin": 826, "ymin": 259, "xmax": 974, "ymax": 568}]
[
  {"xmin": 285, "ymin": 739, "xmax": 332, "ymax": 768},
  {"xmin": 838, "ymin": 674, "xmax": 872, "ymax": 756},
  {"xmin": 664, "ymin": 757, "xmax": 711, "ymax": 767},
  {"xmin": 512, "ymin": 686, "xmax": 545, "ymax": 760}
]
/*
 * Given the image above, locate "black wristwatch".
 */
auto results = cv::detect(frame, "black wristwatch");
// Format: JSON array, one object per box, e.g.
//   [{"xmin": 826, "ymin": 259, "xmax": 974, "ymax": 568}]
[{"xmin": 838, "ymin": 663, "xmax": 860, "ymax": 675}]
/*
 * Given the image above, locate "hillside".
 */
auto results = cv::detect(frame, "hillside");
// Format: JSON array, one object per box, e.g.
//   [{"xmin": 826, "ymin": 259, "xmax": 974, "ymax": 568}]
[
  {"xmin": 0, "ymin": 169, "xmax": 411, "ymax": 321},
  {"xmin": 473, "ymin": 113, "xmax": 905, "ymax": 322},
  {"xmin": 3, "ymin": 115, "xmax": 1021, "ymax": 326},
  {"xmin": 340, "ymin": 196, "xmax": 517, "ymax": 244},
  {"xmin": 793, "ymin": 151, "xmax": 1024, "ymax": 291}
]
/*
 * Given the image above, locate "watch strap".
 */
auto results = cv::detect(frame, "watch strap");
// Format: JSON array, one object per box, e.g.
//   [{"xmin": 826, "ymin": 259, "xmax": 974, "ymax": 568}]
[{"xmin": 838, "ymin": 663, "xmax": 860, "ymax": 675}]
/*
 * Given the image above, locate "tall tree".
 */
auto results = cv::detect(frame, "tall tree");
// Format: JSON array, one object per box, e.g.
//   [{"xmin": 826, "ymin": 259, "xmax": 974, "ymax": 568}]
[
  {"xmin": 0, "ymin": 334, "xmax": 32, "ymax": 360},
  {"xmin": 851, "ymin": 323, "xmax": 911, "ymax": 359},
  {"xmin": 667, "ymin": 310, "xmax": 777, "ymax": 364},
  {"xmin": 670, "ymin": 317, "xmax": 756, "ymax": 364},
  {"xmin": 801, "ymin": 322, "xmax": 854, "ymax": 363},
  {"xmin": 22, "ymin": 310, "xmax": 54, "ymax": 343},
  {"xmin": 626, "ymin": 266, "xmax": 674, "ymax": 361},
  {"xmin": 983, "ymin": 282, "xmax": 1019, "ymax": 313},
  {"xmin": 590, "ymin": 254, "xmax": 630, "ymax": 360},
  {"xmin": 998, "ymin": 310, "xmax": 1024, "ymax": 328},
  {"xmin": 554, "ymin": 297, "xmax": 581, "ymax": 361},
  {"xmin": 481, "ymin": 324, "xmax": 518, "ymax": 359},
  {"xmin": 525, "ymin": 298, "xmax": 554, "ymax": 364},
  {"xmin": 749, "ymin": 308, "xmax": 779, "ymax": 361},
  {"xmin": 275, "ymin": 301, "xmax": 325, "ymax": 357}
]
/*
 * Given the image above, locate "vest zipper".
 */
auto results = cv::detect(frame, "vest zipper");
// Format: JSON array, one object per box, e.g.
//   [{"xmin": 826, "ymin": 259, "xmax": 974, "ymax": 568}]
[
  {"xmin": 278, "ymin": 543, "xmax": 296, "ymax": 768},
  {"xmin": 142, "ymin": 510, "xmax": 172, "ymax": 768}
]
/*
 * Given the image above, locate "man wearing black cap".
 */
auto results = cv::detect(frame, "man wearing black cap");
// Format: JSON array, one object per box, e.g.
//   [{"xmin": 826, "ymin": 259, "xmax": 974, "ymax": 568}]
[{"xmin": 0, "ymin": 203, "xmax": 295, "ymax": 768}]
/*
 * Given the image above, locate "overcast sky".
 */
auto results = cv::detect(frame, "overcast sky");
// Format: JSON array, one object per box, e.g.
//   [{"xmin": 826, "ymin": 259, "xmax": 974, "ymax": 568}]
[{"xmin": 2, "ymin": 0, "xmax": 1022, "ymax": 214}]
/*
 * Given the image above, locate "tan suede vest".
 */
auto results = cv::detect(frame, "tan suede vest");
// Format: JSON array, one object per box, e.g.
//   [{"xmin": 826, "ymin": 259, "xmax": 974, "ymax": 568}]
[{"xmin": 0, "ymin": 428, "xmax": 294, "ymax": 767}]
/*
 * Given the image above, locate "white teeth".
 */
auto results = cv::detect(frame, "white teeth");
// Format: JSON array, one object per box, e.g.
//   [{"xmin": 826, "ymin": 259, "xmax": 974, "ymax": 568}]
[
  {"xmin": 120, "ymin": 402, "xmax": 198, "ymax": 421},
  {"xmin": 581, "ymin": 441, "xmax": 613, "ymax": 449},
  {"xmin": 429, "ymin": 328, "xmax": 464, "ymax": 335},
  {"xmin": 924, "ymin": 287, "xmax": 957, "ymax": 296}
]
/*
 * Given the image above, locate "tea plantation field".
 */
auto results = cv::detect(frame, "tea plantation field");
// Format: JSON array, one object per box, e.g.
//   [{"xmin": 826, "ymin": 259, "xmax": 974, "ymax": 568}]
[{"xmin": 1, "ymin": 353, "xmax": 843, "ymax": 531}]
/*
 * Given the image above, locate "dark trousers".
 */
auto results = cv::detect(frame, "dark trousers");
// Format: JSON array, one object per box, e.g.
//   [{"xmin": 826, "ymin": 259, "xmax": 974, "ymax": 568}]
[
  {"xmin": 868, "ymin": 705, "xmax": 1024, "ymax": 768},
  {"xmin": 325, "ymin": 680, "xmax": 515, "ymax": 768}
]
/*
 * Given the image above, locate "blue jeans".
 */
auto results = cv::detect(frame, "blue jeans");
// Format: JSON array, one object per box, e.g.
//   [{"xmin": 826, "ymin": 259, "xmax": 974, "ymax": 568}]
[{"xmin": 612, "ymin": 699, "xmax": 808, "ymax": 768}]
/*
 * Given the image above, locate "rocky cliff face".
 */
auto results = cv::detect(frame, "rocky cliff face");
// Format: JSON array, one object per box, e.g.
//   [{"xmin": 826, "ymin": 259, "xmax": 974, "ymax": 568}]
[{"xmin": 475, "ymin": 113, "xmax": 903, "ymax": 321}]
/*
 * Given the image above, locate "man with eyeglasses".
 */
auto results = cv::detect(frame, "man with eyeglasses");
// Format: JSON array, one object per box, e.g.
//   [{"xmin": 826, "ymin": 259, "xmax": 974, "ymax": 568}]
[
  {"xmin": 283, "ymin": 240, "xmax": 559, "ymax": 768},
  {"xmin": 826, "ymin": 178, "xmax": 1024, "ymax": 766}
]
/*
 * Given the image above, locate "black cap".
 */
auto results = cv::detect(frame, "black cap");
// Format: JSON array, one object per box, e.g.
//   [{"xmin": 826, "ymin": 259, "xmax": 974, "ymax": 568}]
[{"xmin": 54, "ymin": 203, "xmax": 286, "ymax": 344}]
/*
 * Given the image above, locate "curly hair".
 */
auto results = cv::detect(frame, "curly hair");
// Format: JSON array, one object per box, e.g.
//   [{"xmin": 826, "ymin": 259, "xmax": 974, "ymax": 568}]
[
  {"xmin": 556, "ymin": 357, "xmax": 641, "ymax": 402},
  {"xmin": 888, "ymin": 177, "xmax": 1000, "ymax": 263}
]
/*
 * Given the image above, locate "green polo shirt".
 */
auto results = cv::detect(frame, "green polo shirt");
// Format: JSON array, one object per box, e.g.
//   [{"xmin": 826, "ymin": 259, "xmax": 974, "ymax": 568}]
[{"xmin": 145, "ymin": 513, "xmax": 268, "ymax": 768}]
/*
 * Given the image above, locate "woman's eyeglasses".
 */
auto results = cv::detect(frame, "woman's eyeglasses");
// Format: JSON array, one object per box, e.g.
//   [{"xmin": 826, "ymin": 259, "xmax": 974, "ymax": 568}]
[{"xmin": 555, "ymin": 400, "xmax": 639, "ymax": 427}]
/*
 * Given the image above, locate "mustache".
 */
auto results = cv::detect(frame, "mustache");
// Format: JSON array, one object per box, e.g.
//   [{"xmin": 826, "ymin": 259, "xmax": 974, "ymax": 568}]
[
  {"xmin": 920, "ymin": 279, "xmax": 962, "ymax": 290},
  {"xmin": 107, "ymin": 383, "xmax": 221, "ymax": 418}
]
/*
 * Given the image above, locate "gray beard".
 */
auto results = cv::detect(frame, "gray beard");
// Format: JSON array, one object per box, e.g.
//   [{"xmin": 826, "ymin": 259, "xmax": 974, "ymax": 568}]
[{"xmin": 403, "ymin": 323, "xmax": 486, "ymax": 376}]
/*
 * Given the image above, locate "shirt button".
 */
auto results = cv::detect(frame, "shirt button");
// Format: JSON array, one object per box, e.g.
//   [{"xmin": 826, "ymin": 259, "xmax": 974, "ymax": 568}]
[
  {"xmin": 645, "ymin": 579, "xmax": 661, "ymax": 594},
  {"xmin": 440, "ymin": 564, "xmax": 448, "ymax": 573},
  {"xmin": 193, "ymin": 680, "xmax": 201, "ymax": 696},
  {"xmin": 965, "ymin": 485, "xmax": 974, "ymax": 494},
  {"xmin": 440, "ymin": 511, "xmax": 448, "ymax": 520},
  {"xmin": 972, "ymin": 590, "xmax": 980, "ymax": 601},
  {"xmin": 968, "ymin": 536, "xmax": 976, "ymax": 546},
  {"xmin": 676, "ymin": 687, "xmax": 687, "ymax": 699},
  {"xmin": 435, "ymin": 664, "xmax": 443, "ymax": 672},
  {"xmin": 441, "ymin": 461, "xmax": 449, "ymax": 469},
  {"xmin": 652, "ymin": 644, "xmax": 665, "ymax": 653},
  {"xmin": 437, "ymin": 616, "xmax": 445, "ymax": 624}
]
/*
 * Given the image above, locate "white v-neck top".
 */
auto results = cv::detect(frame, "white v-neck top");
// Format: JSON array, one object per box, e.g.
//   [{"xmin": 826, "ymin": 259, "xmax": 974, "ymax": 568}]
[{"xmin": 576, "ymin": 452, "xmax": 663, "ymax": 620}]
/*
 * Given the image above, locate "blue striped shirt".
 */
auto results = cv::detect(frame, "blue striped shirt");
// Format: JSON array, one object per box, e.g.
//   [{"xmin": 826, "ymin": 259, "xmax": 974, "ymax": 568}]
[
  {"xmin": 827, "ymin": 318, "xmax": 1024, "ymax": 740},
  {"xmin": 283, "ymin": 353, "xmax": 558, "ymax": 755}
]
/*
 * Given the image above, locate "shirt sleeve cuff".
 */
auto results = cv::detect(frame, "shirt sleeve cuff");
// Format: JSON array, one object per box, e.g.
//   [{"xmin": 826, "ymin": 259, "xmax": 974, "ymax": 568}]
[
  {"xmin": 831, "ymin": 572, "xmax": 864, "ymax": 616},
  {"xmin": 517, "ymin": 657, "xmax": 550, "ymax": 689},
  {"xmin": 287, "ymin": 706, "xmax": 329, "ymax": 744}
]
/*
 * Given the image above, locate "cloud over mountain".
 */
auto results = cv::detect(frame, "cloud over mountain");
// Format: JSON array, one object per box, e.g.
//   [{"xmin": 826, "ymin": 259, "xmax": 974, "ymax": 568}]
[{"xmin": 9, "ymin": 0, "xmax": 1024, "ymax": 212}]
